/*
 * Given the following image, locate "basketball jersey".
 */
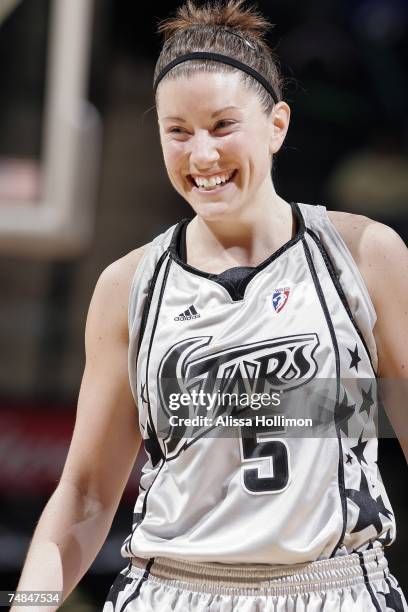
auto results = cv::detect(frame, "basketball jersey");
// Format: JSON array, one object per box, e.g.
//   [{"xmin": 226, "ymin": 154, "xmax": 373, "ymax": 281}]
[{"xmin": 120, "ymin": 202, "xmax": 396, "ymax": 565}]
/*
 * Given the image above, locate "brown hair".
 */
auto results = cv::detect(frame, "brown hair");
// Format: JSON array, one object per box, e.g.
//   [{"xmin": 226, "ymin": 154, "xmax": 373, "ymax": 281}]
[{"xmin": 154, "ymin": 0, "xmax": 283, "ymax": 114}]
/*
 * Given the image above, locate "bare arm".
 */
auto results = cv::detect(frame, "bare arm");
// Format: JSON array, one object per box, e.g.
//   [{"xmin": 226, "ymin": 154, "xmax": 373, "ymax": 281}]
[
  {"xmin": 12, "ymin": 249, "xmax": 145, "ymax": 611},
  {"xmin": 330, "ymin": 212, "xmax": 408, "ymax": 461},
  {"xmin": 362, "ymin": 223, "xmax": 408, "ymax": 462}
]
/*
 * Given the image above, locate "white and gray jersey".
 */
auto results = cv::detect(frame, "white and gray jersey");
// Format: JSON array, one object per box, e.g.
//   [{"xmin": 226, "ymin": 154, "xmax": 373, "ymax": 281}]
[{"xmin": 120, "ymin": 202, "xmax": 395, "ymax": 565}]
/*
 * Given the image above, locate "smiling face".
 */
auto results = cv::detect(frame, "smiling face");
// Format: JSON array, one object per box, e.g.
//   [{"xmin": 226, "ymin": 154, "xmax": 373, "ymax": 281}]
[{"xmin": 156, "ymin": 71, "xmax": 290, "ymax": 222}]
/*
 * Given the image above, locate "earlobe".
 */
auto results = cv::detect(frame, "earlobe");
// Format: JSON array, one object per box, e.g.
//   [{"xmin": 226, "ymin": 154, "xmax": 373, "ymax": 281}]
[{"xmin": 269, "ymin": 101, "xmax": 291, "ymax": 155}]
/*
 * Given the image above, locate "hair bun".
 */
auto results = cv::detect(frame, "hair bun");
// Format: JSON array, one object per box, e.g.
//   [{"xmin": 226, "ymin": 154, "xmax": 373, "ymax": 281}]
[{"xmin": 158, "ymin": 0, "xmax": 273, "ymax": 47}]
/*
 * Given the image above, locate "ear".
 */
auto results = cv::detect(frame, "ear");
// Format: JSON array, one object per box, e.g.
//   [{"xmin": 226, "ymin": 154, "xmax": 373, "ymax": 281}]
[{"xmin": 269, "ymin": 101, "xmax": 291, "ymax": 155}]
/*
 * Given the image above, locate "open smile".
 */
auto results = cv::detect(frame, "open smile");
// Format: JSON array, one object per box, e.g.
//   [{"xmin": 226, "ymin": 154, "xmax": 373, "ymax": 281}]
[{"xmin": 187, "ymin": 170, "xmax": 238, "ymax": 193}]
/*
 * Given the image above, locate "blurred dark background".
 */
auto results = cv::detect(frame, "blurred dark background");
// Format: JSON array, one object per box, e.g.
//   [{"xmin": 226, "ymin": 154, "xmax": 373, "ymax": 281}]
[{"xmin": 0, "ymin": 0, "xmax": 407, "ymax": 609}]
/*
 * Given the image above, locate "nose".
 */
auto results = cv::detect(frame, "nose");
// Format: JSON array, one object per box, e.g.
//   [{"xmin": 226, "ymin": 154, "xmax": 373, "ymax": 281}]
[{"xmin": 189, "ymin": 130, "xmax": 220, "ymax": 170}]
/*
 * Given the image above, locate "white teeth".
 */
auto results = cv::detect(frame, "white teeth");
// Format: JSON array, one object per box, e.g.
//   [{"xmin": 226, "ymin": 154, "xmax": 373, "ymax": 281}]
[{"xmin": 192, "ymin": 171, "xmax": 234, "ymax": 189}]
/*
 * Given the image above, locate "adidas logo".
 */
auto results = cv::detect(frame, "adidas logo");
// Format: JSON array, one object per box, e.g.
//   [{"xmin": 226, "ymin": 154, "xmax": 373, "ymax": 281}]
[{"xmin": 174, "ymin": 305, "xmax": 201, "ymax": 321}]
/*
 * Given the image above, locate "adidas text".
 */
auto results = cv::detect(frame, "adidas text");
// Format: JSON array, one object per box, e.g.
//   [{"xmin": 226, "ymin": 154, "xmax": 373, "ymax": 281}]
[{"xmin": 175, "ymin": 305, "xmax": 201, "ymax": 321}]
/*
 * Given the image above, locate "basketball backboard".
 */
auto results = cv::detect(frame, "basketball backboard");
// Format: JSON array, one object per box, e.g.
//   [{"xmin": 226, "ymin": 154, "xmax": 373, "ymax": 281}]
[{"xmin": 0, "ymin": 0, "xmax": 101, "ymax": 258}]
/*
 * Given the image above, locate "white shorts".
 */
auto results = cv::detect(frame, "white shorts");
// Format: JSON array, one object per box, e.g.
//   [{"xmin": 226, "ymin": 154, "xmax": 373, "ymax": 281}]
[{"xmin": 102, "ymin": 548, "xmax": 407, "ymax": 612}]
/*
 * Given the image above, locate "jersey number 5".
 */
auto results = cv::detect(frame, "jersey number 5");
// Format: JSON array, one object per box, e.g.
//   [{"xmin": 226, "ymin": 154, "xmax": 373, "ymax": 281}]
[{"xmin": 239, "ymin": 424, "xmax": 290, "ymax": 494}]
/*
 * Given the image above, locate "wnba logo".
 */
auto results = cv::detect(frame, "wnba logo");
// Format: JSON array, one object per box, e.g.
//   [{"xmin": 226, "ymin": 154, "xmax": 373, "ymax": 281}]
[{"xmin": 272, "ymin": 287, "xmax": 290, "ymax": 313}]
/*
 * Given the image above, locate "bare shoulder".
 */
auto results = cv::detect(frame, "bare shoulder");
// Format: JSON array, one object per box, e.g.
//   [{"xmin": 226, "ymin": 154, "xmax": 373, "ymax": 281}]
[
  {"xmin": 94, "ymin": 244, "xmax": 150, "ymax": 307},
  {"xmin": 328, "ymin": 210, "xmax": 395, "ymax": 258},
  {"xmin": 327, "ymin": 210, "xmax": 406, "ymax": 260},
  {"xmin": 87, "ymin": 244, "xmax": 150, "ymax": 340},
  {"xmin": 327, "ymin": 210, "xmax": 408, "ymax": 305},
  {"xmin": 98, "ymin": 244, "xmax": 149, "ymax": 291}
]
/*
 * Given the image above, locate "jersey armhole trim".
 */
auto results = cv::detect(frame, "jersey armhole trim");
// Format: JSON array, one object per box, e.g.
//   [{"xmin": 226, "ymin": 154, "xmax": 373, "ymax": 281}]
[
  {"xmin": 136, "ymin": 250, "xmax": 170, "ymax": 358},
  {"xmin": 128, "ymin": 243, "xmax": 161, "ymax": 337},
  {"xmin": 141, "ymin": 256, "xmax": 172, "ymax": 468},
  {"xmin": 321, "ymin": 208, "xmax": 377, "ymax": 331},
  {"xmin": 306, "ymin": 229, "xmax": 377, "ymax": 377}
]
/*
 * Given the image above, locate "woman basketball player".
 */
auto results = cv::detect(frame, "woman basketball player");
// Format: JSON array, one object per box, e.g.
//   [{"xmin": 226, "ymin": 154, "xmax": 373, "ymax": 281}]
[{"xmin": 14, "ymin": 1, "xmax": 407, "ymax": 610}]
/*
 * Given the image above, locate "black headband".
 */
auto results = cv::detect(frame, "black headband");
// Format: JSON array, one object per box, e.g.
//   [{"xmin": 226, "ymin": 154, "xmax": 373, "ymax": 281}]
[{"xmin": 153, "ymin": 52, "xmax": 279, "ymax": 104}]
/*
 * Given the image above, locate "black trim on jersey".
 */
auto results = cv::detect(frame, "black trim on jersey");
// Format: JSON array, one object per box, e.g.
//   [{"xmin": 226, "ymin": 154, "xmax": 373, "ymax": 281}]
[
  {"xmin": 181, "ymin": 227, "xmax": 256, "ymax": 293},
  {"xmin": 302, "ymin": 237, "xmax": 347, "ymax": 558},
  {"xmin": 118, "ymin": 558, "xmax": 155, "ymax": 612},
  {"xmin": 137, "ymin": 250, "xmax": 170, "ymax": 359},
  {"xmin": 168, "ymin": 202, "xmax": 305, "ymax": 301},
  {"xmin": 128, "ymin": 459, "xmax": 165, "ymax": 557},
  {"xmin": 127, "ymin": 259, "xmax": 173, "ymax": 553},
  {"xmin": 357, "ymin": 552, "xmax": 382, "ymax": 612},
  {"xmin": 124, "ymin": 251, "xmax": 171, "ymax": 557},
  {"xmin": 141, "ymin": 256, "xmax": 172, "ymax": 466},
  {"xmin": 307, "ymin": 228, "xmax": 376, "ymax": 376},
  {"xmin": 179, "ymin": 220, "xmax": 188, "ymax": 261}
]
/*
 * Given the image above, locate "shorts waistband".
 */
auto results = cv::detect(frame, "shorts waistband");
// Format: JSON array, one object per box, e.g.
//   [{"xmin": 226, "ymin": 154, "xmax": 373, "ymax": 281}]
[{"xmin": 131, "ymin": 548, "xmax": 386, "ymax": 596}]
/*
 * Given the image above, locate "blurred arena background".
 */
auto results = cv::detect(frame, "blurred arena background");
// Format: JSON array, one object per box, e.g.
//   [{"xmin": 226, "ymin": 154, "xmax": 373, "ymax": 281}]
[{"xmin": 0, "ymin": 0, "xmax": 407, "ymax": 609}]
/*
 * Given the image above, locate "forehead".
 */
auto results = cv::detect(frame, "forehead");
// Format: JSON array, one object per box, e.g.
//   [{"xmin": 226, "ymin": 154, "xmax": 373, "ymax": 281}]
[{"xmin": 156, "ymin": 70, "xmax": 260, "ymax": 118}]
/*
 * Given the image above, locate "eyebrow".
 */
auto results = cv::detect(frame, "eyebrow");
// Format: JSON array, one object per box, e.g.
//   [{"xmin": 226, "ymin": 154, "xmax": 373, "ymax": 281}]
[{"xmin": 162, "ymin": 105, "xmax": 240, "ymax": 122}]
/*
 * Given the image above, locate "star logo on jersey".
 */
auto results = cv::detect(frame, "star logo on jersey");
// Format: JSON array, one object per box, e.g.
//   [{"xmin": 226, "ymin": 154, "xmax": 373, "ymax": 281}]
[
  {"xmin": 271, "ymin": 287, "xmax": 290, "ymax": 313},
  {"xmin": 345, "ymin": 468, "xmax": 393, "ymax": 535},
  {"xmin": 378, "ymin": 574, "xmax": 405, "ymax": 611},
  {"xmin": 334, "ymin": 389, "xmax": 355, "ymax": 436},
  {"xmin": 105, "ymin": 570, "xmax": 134, "ymax": 610},
  {"xmin": 348, "ymin": 344, "xmax": 361, "ymax": 371},
  {"xmin": 359, "ymin": 384, "xmax": 374, "ymax": 417},
  {"xmin": 157, "ymin": 333, "xmax": 320, "ymax": 459},
  {"xmin": 345, "ymin": 453, "xmax": 353, "ymax": 464},
  {"xmin": 350, "ymin": 432, "xmax": 368, "ymax": 466},
  {"xmin": 378, "ymin": 528, "xmax": 393, "ymax": 547}
]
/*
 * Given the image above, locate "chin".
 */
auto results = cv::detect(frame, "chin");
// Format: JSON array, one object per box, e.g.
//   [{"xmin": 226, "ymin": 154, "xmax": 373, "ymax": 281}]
[{"xmin": 190, "ymin": 198, "xmax": 237, "ymax": 222}]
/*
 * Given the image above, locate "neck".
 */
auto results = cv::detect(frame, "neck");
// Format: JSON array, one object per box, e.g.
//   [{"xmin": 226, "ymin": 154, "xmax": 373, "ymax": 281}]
[{"xmin": 186, "ymin": 183, "xmax": 295, "ymax": 269}]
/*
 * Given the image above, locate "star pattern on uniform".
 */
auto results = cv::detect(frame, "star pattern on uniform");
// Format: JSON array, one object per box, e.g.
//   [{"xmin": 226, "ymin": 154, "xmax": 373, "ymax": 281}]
[
  {"xmin": 105, "ymin": 571, "xmax": 133, "ymax": 608},
  {"xmin": 350, "ymin": 433, "xmax": 368, "ymax": 466},
  {"xmin": 345, "ymin": 453, "xmax": 353, "ymax": 464},
  {"xmin": 345, "ymin": 469, "xmax": 393, "ymax": 534},
  {"xmin": 359, "ymin": 384, "xmax": 374, "ymax": 417},
  {"xmin": 335, "ymin": 391, "xmax": 356, "ymax": 436},
  {"xmin": 377, "ymin": 575, "xmax": 405, "ymax": 612},
  {"xmin": 379, "ymin": 528, "xmax": 393, "ymax": 547},
  {"xmin": 348, "ymin": 344, "xmax": 361, "ymax": 372}
]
